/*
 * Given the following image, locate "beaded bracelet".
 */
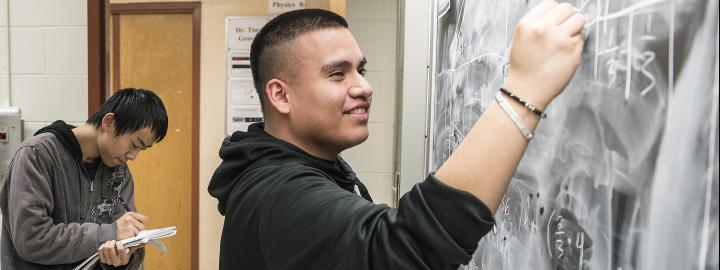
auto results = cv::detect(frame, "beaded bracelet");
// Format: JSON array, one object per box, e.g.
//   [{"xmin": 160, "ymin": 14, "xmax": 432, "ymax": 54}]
[{"xmin": 499, "ymin": 87, "xmax": 547, "ymax": 119}]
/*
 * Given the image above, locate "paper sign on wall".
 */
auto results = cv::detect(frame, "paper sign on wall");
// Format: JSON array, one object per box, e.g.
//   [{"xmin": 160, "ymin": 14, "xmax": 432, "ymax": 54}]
[
  {"xmin": 228, "ymin": 79, "xmax": 259, "ymax": 106},
  {"xmin": 268, "ymin": 0, "xmax": 305, "ymax": 13},
  {"xmin": 226, "ymin": 17, "xmax": 271, "ymax": 51},
  {"xmin": 226, "ymin": 16, "xmax": 271, "ymax": 135},
  {"xmin": 227, "ymin": 79, "xmax": 263, "ymax": 134},
  {"xmin": 228, "ymin": 51, "xmax": 252, "ymax": 78}
]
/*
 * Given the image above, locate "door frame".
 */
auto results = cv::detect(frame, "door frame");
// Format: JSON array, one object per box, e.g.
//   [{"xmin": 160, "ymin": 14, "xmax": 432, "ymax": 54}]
[{"xmin": 87, "ymin": 2, "xmax": 201, "ymax": 270}]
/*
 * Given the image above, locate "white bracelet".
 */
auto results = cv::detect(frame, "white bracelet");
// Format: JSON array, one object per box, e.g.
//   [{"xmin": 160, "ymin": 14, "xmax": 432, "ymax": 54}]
[{"xmin": 495, "ymin": 91, "xmax": 534, "ymax": 140}]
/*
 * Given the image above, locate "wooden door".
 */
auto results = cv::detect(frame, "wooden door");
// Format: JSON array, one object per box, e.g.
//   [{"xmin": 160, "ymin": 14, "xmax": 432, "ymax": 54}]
[{"xmin": 110, "ymin": 6, "xmax": 199, "ymax": 270}]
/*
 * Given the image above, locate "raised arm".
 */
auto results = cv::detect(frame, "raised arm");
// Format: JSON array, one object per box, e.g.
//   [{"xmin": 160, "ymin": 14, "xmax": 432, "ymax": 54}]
[{"xmin": 435, "ymin": 1, "xmax": 586, "ymax": 212}]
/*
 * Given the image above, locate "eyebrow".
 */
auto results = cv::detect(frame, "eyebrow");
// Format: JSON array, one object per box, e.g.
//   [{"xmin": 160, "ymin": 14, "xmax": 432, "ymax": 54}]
[{"xmin": 321, "ymin": 57, "xmax": 368, "ymax": 74}]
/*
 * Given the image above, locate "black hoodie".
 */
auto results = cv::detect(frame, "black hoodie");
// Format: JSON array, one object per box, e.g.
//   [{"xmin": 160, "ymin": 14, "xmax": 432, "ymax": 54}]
[
  {"xmin": 35, "ymin": 120, "xmax": 101, "ymax": 177},
  {"xmin": 208, "ymin": 123, "xmax": 495, "ymax": 270}
]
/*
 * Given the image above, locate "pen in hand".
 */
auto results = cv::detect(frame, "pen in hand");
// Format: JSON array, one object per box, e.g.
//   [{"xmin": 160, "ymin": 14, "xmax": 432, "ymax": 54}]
[
  {"xmin": 118, "ymin": 196, "xmax": 132, "ymax": 212},
  {"xmin": 115, "ymin": 196, "xmax": 149, "ymax": 241}
]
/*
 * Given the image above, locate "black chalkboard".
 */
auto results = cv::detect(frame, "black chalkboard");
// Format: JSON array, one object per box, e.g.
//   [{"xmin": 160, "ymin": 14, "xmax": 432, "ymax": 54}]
[{"xmin": 429, "ymin": 0, "xmax": 719, "ymax": 269}]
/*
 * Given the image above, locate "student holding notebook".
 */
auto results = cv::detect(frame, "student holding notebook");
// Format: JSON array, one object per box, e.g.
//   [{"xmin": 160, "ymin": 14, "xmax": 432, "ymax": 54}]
[{"xmin": 0, "ymin": 88, "xmax": 169, "ymax": 270}]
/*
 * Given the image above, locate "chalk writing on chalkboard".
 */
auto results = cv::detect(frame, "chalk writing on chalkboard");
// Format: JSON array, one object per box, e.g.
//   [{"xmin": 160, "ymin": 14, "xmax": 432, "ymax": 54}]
[{"xmin": 429, "ymin": 0, "xmax": 719, "ymax": 269}]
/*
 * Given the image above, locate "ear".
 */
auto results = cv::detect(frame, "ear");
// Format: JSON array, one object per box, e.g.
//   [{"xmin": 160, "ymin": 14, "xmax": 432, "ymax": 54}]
[
  {"xmin": 100, "ymin": 113, "xmax": 116, "ymax": 133},
  {"xmin": 265, "ymin": 79, "xmax": 291, "ymax": 115}
]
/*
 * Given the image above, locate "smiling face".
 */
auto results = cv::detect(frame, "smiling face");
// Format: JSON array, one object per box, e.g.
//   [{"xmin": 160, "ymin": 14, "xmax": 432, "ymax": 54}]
[
  {"xmin": 96, "ymin": 113, "xmax": 156, "ymax": 167},
  {"xmin": 279, "ymin": 28, "xmax": 373, "ymax": 158}
]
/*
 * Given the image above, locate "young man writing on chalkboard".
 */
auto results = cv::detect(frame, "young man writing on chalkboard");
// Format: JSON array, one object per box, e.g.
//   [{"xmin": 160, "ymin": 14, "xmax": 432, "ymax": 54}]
[
  {"xmin": 209, "ymin": 1, "xmax": 585, "ymax": 269},
  {"xmin": 0, "ymin": 88, "xmax": 168, "ymax": 269}
]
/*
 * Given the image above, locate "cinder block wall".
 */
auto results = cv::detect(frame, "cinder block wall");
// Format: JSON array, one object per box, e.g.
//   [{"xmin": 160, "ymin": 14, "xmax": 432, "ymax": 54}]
[
  {"xmin": 1, "ymin": 0, "xmax": 88, "ymax": 137},
  {"xmin": 342, "ymin": 0, "xmax": 399, "ymax": 206}
]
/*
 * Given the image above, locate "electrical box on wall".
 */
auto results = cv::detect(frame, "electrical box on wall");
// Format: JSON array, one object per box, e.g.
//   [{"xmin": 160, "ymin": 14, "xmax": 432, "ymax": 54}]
[{"xmin": 0, "ymin": 107, "xmax": 22, "ymax": 180}]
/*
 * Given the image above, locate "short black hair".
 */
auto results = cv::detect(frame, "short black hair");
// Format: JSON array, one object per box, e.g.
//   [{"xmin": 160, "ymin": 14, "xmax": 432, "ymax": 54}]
[
  {"xmin": 250, "ymin": 9, "xmax": 348, "ymax": 113},
  {"xmin": 87, "ymin": 88, "xmax": 169, "ymax": 142}
]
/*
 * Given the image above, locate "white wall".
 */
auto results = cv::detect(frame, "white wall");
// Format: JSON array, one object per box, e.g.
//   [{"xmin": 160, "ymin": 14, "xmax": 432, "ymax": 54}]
[
  {"xmin": 2, "ymin": 0, "xmax": 88, "ymax": 138},
  {"xmin": 343, "ymin": 0, "xmax": 399, "ymax": 205},
  {"xmin": 397, "ymin": 0, "xmax": 432, "ymax": 194},
  {"xmin": 1, "ymin": 0, "xmax": 9, "ymax": 106}
]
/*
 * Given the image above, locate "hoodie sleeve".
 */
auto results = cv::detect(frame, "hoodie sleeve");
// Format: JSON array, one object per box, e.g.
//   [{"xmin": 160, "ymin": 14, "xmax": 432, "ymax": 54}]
[
  {"xmin": 259, "ymin": 170, "xmax": 495, "ymax": 270},
  {"xmin": 4, "ymin": 146, "xmax": 107, "ymax": 264}
]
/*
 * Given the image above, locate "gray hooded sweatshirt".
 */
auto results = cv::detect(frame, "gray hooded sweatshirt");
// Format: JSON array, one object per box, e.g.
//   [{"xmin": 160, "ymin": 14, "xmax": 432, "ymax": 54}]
[{"xmin": 0, "ymin": 121, "xmax": 143, "ymax": 270}]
